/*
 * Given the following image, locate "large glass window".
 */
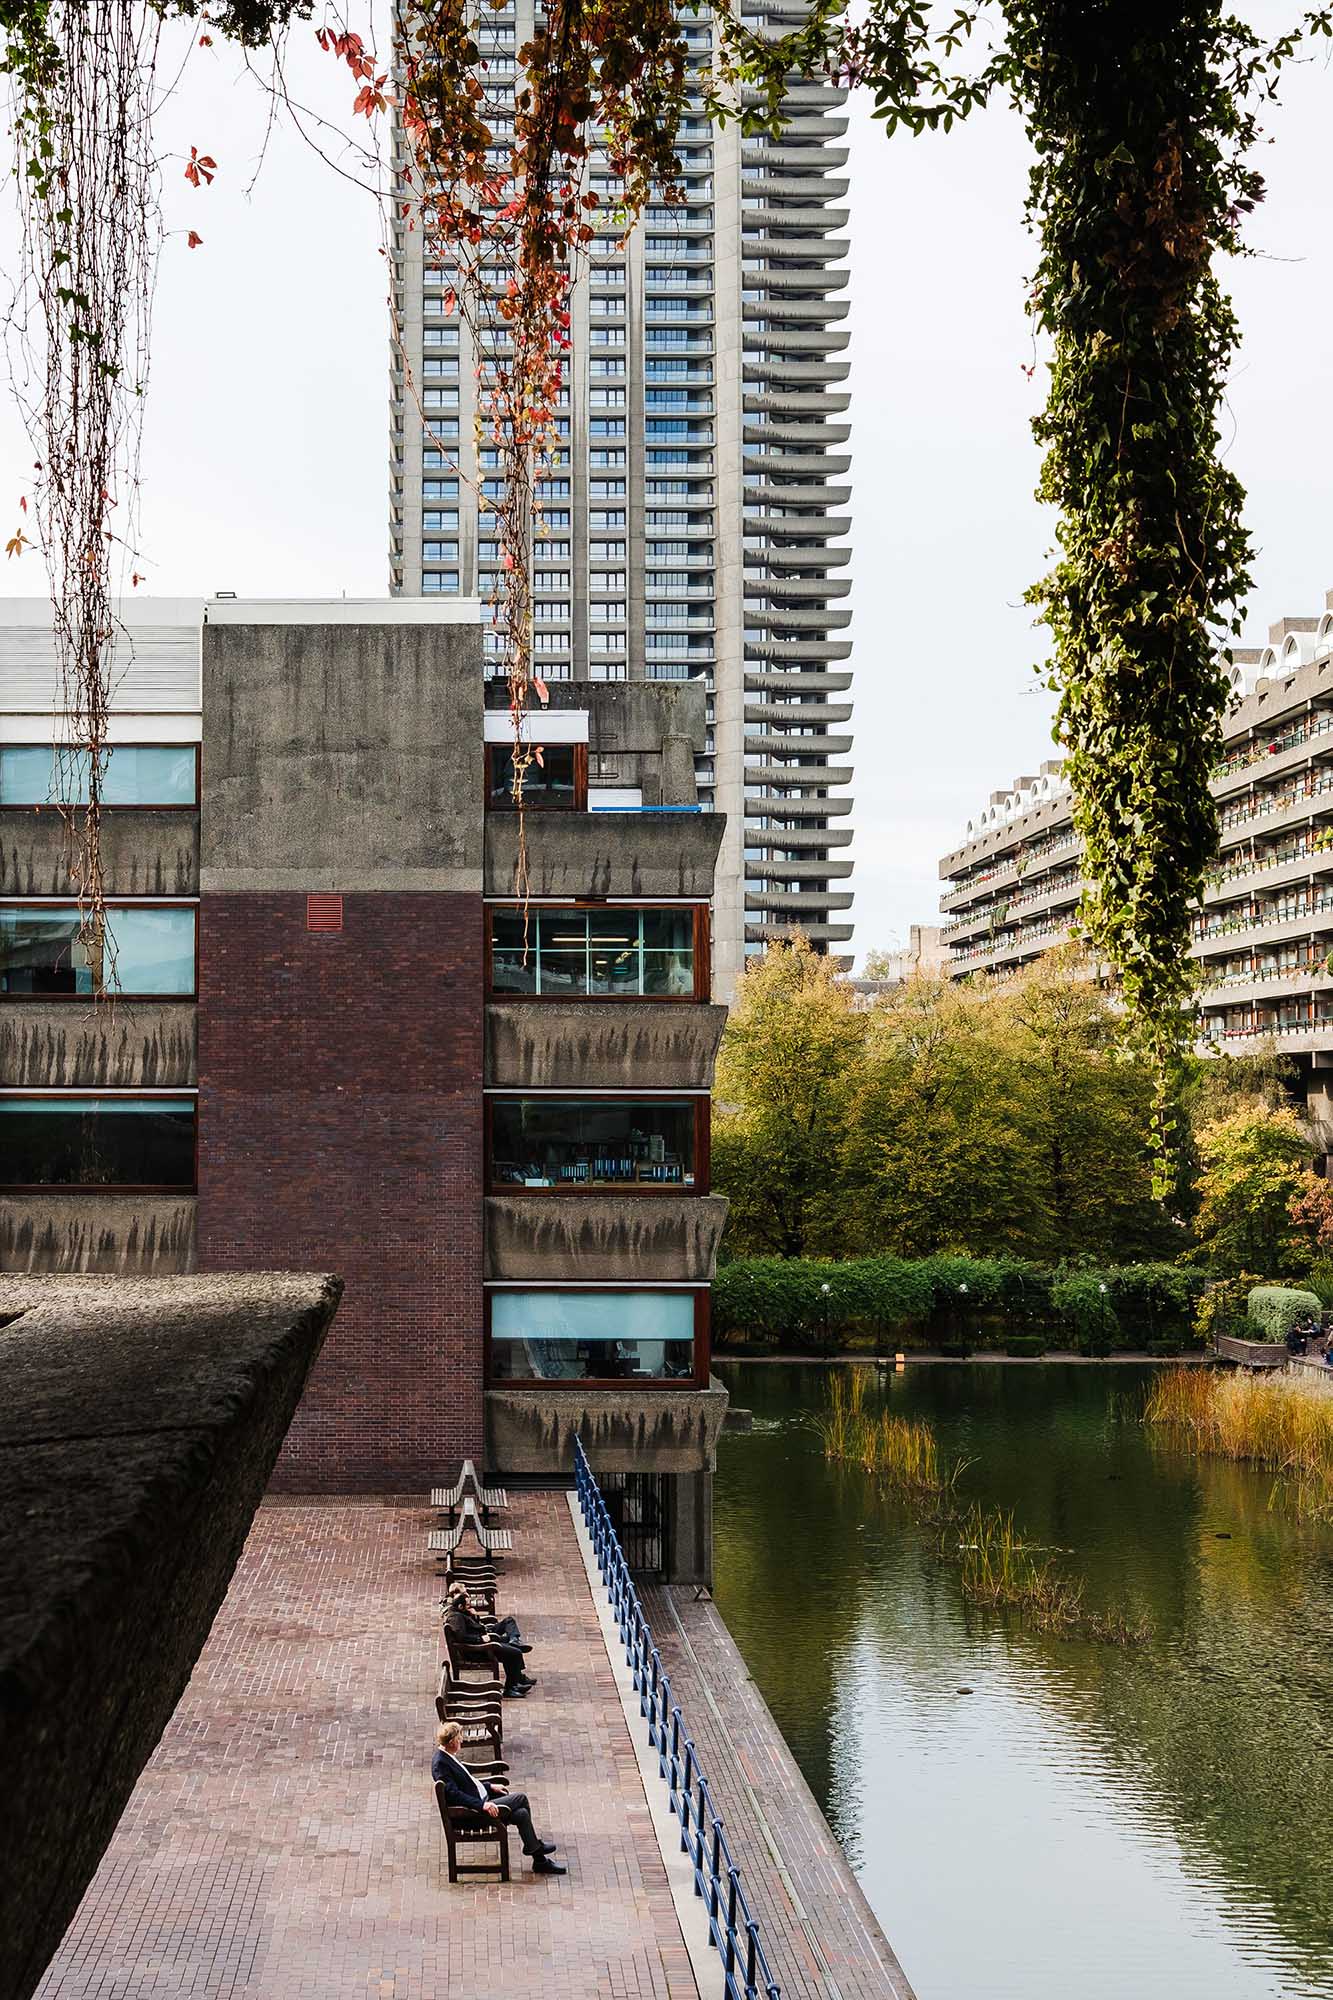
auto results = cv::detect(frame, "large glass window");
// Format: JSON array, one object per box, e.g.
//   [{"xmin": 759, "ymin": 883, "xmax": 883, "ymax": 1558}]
[
  {"xmin": 485, "ymin": 743, "xmax": 583, "ymax": 810},
  {"xmin": 0, "ymin": 1097, "xmax": 196, "ymax": 1187},
  {"xmin": 0, "ymin": 905, "xmax": 195, "ymax": 995},
  {"xmin": 489, "ymin": 1097, "xmax": 698, "ymax": 1190},
  {"xmin": 489, "ymin": 905, "xmax": 697, "ymax": 997},
  {"xmin": 489, "ymin": 1289, "xmax": 697, "ymax": 1381},
  {"xmin": 0, "ymin": 745, "xmax": 197, "ymax": 807}
]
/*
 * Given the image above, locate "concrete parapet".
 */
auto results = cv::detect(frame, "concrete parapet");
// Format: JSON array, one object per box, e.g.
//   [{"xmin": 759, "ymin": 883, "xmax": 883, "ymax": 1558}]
[
  {"xmin": 486, "ymin": 1376, "xmax": 729, "ymax": 1477},
  {"xmin": 485, "ymin": 1193, "xmax": 728, "ymax": 1281},
  {"xmin": 0, "ymin": 1000, "xmax": 196, "ymax": 1089},
  {"xmin": 485, "ymin": 811, "xmax": 724, "ymax": 900},
  {"xmin": 0, "ymin": 810, "xmax": 198, "ymax": 897},
  {"xmin": 0, "ymin": 1194, "xmax": 197, "ymax": 1275},
  {"xmin": 485, "ymin": 999, "xmax": 726, "ymax": 1089},
  {"xmin": 0, "ymin": 1270, "xmax": 341, "ymax": 2000}
]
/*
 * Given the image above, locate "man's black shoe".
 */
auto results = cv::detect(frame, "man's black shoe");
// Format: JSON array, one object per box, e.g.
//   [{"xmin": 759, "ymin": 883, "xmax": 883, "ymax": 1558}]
[
  {"xmin": 515, "ymin": 1674, "xmax": 536, "ymax": 1690},
  {"xmin": 532, "ymin": 1856, "xmax": 566, "ymax": 1875},
  {"xmin": 518, "ymin": 1643, "xmax": 533, "ymax": 1654},
  {"xmin": 538, "ymin": 1841, "xmax": 558, "ymax": 1855},
  {"xmin": 503, "ymin": 1683, "xmax": 528, "ymax": 1697}
]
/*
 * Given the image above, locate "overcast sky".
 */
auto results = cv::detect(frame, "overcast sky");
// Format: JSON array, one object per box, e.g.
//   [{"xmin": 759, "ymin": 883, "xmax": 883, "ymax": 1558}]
[{"xmin": 3, "ymin": 10, "xmax": 1331, "ymax": 965}]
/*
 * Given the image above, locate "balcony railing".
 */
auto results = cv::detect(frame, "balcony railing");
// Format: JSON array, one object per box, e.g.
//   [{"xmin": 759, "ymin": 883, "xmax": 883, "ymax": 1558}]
[
  {"xmin": 573, "ymin": 1438, "xmax": 782, "ymax": 2000},
  {"xmin": 1215, "ymin": 710, "xmax": 1333, "ymax": 780}
]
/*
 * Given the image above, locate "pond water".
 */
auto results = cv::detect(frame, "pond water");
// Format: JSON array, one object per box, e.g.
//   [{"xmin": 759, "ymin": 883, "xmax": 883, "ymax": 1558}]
[{"xmin": 712, "ymin": 1360, "xmax": 1333, "ymax": 2000}]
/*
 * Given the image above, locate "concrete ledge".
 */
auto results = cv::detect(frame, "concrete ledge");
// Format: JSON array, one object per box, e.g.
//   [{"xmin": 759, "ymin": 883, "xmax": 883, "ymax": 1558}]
[
  {"xmin": 0, "ymin": 811, "xmax": 199, "ymax": 897},
  {"xmin": 0, "ymin": 1000, "xmax": 196, "ymax": 1089},
  {"xmin": 485, "ymin": 1193, "xmax": 728, "ymax": 1281},
  {"xmin": 484, "ymin": 812, "xmax": 724, "ymax": 900},
  {"xmin": 486, "ymin": 1376, "xmax": 729, "ymax": 1477},
  {"xmin": 0, "ymin": 1194, "xmax": 197, "ymax": 1276},
  {"xmin": 0, "ymin": 1271, "xmax": 342, "ymax": 2000},
  {"xmin": 486, "ymin": 1000, "xmax": 726, "ymax": 1090}
]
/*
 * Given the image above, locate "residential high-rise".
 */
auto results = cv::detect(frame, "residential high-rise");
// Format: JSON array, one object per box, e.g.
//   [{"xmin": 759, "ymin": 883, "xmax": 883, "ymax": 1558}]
[{"xmin": 389, "ymin": 4, "xmax": 855, "ymax": 994}]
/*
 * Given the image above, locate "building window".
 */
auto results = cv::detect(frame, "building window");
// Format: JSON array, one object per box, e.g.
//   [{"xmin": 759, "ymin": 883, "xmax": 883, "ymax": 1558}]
[
  {"xmin": 0, "ymin": 744, "xmax": 197, "ymax": 808},
  {"xmin": 488, "ymin": 1097, "xmax": 702, "ymax": 1191},
  {"xmin": 485, "ymin": 743, "xmax": 586, "ymax": 811},
  {"xmin": 0, "ymin": 904, "xmax": 196, "ymax": 995},
  {"xmin": 487, "ymin": 1288, "xmax": 701, "ymax": 1383},
  {"xmin": 0, "ymin": 1095, "xmax": 196, "ymax": 1188},
  {"xmin": 487, "ymin": 904, "xmax": 701, "ymax": 997}
]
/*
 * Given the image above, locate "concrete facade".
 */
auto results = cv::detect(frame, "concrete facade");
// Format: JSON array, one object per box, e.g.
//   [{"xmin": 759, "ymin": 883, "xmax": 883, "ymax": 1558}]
[
  {"xmin": 389, "ymin": 3, "xmax": 855, "ymax": 995},
  {"xmin": 938, "ymin": 586, "xmax": 1333, "ymax": 1147}
]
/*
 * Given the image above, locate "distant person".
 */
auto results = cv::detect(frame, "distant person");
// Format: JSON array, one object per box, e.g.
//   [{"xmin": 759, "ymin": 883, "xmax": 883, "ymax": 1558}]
[
  {"xmin": 433, "ymin": 1722, "xmax": 565, "ymax": 1874},
  {"xmin": 445, "ymin": 1589, "xmax": 534, "ymax": 1697}
]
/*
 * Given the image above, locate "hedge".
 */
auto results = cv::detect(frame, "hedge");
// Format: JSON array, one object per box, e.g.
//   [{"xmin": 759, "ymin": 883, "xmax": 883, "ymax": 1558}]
[
  {"xmin": 711, "ymin": 1255, "xmax": 1208, "ymax": 1352},
  {"xmin": 1247, "ymin": 1285, "xmax": 1322, "ymax": 1343}
]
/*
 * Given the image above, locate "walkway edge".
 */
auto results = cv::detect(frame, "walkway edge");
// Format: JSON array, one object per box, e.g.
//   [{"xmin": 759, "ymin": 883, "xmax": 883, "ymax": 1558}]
[{"xmin": 567, "ymin": 1492, "xmax": 718, "ymax": 2000}]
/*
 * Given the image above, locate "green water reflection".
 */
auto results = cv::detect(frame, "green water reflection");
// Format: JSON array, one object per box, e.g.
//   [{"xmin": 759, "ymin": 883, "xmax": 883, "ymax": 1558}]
[{"xmin": 712, "ymin": 1360, "xmax": 1333, "ymax": 2000}]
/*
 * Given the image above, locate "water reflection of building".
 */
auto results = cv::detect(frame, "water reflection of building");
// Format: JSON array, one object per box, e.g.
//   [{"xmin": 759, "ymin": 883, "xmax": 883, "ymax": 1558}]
[
  {"xmin": 938, "ymin": 589, "xmax": 1333, "ymax": 1155},
  {"xmin": 0, "ymin": 596, "xmax": 728, "ymax": 1579}
]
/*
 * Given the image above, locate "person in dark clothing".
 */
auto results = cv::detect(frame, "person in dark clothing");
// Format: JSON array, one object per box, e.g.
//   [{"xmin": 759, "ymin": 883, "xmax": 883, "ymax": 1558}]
[
  {"xmin": 445, "ymin": 1582, "xmax": 529, "ymax": 1653},
  {"xmin": 444, "ymin": 1592, "xmax": 535, "ymax": 1696},
  {"xmin": 433, "ymin": 1722, "xmax": 565, "ymax": 1874}
]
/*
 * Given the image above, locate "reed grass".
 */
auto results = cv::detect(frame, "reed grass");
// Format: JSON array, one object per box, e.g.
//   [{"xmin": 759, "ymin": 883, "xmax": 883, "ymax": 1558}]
[
  {"xmin": 1145, "ymin": 1365, "xmax": 1333, "ymax": 1515},
  {"xmin": 816, "ymin": 1370, "xmax": 960, "ymax": 1495},
  {"xmin": 950, "ymin": 1504, "xmax": 1086, "ymax": 1631}
]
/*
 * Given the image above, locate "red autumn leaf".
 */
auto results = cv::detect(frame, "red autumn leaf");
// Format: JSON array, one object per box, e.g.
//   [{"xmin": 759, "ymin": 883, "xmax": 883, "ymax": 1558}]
[
  {"xmin": 533, "ymin": 676, "xmax": 549, "ymax": 704},
  {"xmin": 186, "ymin": 230, "xmax": 203, "ymax": 249},
  {"xmin": 199, "ymin": 32, "xmax": 212, "ymax": 45},
  {"xmin": 184, "ymin": 147, "xmax": 217, "ymax": 188},
  {"xmin": 533, "ymin": 745, "xmax": 545, "ymax": 768},
  {"xmin": 5, "ymin": 528, "xmax": 30, "ymax": 559},
  {"xmin": 131, "ymin": 572, "xmax": 144, "ymax": 588},
  {"xmin": 18, "ymin": 495, "xmax": 26, "ymax": 512}
]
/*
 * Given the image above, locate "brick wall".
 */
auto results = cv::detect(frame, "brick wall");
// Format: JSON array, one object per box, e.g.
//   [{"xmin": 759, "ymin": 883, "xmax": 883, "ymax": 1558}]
[{"xmin": 196, "ymin": 891, "xmax": 484, "ymax": 1489}]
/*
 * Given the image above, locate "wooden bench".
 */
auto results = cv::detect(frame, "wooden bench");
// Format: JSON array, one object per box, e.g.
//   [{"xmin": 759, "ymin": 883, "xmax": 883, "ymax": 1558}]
[
  {"xmin": 428, "ymin": 1499, "xmax": 513, "ymax": 1559},
  {"xmin": 432, "ymin": 1459, "xmax": 509, "ymax": 1519},
  {"xmin": 443, "ymin": 1623, "xmax": 502, "ymax": 1684},
  {"xmin": 435, "ymin": 1780, "xmax": 511, "ymax": 1883}
]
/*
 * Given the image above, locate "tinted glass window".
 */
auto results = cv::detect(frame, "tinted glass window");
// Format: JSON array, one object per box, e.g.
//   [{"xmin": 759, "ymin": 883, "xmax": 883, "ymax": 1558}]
[
  {"xmin": 489, "ymin": 1098, "xmax": 696, "ymax": 1189},
  {"xmin": 489, "ymin": 1289, "xmax": 695, "ymax": 1381},
  {"xmin": 486, "ymin": 744, "xmax": 578, "ymax": 810},
  {"xmin": 0, "ymin": 1098, "xmax": 195, "ymax": 1186},
  {"xmin": 490, "ymin": 906, "xmax": 695, "ymax": 997},
  {"xmin": 0, "ymin": 906, "xmax": 195, "ymax": 995},
  {"xmin": 0, "ymin": 745, "xmax": 196, "ymax": 807}
]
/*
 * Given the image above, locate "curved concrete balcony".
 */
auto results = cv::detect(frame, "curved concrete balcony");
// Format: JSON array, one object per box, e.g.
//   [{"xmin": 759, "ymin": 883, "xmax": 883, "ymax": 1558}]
[
  {"xmin": 743, "ymin": 446, "xmax": 852, "ymax": 478},
  {"xmin": 746, "ymin": 668, "xmax": 853, "ymax": 694},
  {"xmin": 0, "ymin": 1192, "xmax": 197, "ymax": 1275},
  {"xmin": 746, "ymin": 730, "xmax": 853, "ymax": 758},
  {"xmin": 484, "ymin": 810, "xmax": 723, "ymax": 901},
  {"xmin": 745, "ymin": 572, "xmax": 852, "ymax": 600},
  {"xmin": 747, "ymin": 360, "xmax": 850, "ymax": 388},
  {"xmin": 746, "ymin": 855, "xmax": 854, "ymax": 880},
  {"xmin": 752, "ymin": 266, "xmax": 850, "ymax": 296},
  {"xmin": 746, "ymin": 387, "xmax": 851, "ymax": 416},
  {"xmin": 0, "ymin": 1000, "xmax": 196, "ymax": 1090},
  {"xmin": 484, "ymin": 1192, "xmax": 728, "ymax": 1283},
  {"xmin": 742, "ymin": 176, "xmax": 851, "ymax": 203},
  {"xmin": 746, "ymin": 888, "xmax": 854, "ymax": 914},
  {"xmin": 746, "ymin": 326, "xmax": 850, "ymax": 355},
  {"xmin": 744, "ymin": 206, "xmax": 851, "ymax": 232},
  {"xmin": 750, "ymin": 146, "xmax": 850, "ymax": 177},
  {"xmin": 759, "ymin": 238, "xmax": 852, "ymax": 267},
  {"xmin": 745, "ymin": 793, "xmax": 854, "ymax": 820},
  {"xmin": 745, "ymin": 760, "xmax": 854, "ymax": 788},
  {"xmin": 744, "ymin": 298, "xmax": 851, "ymax": 328},
  {"xmin": 744, "ymin": 481, "xmax": 852, "ymax": 510},
  {"xmin": 746, "ymin": 918, "xmax": 854, "ymax": 945},
  {"xmin": 746, "ymin": 821, "xmax": 853, "ymax": 848},
  {"xmin": 745, "ymin": 700, "xmax": 853, "ymax": 726},
  {"xmin": 485, "ymin": 999, "xmax": 726, "ymax": 1091},
  {"xmin": 746, "ymin": 636, "xmax": 853, "ymax": 662},
  {"xmin": 0, "ymin": 810, "xmax": 199, "ymax": 898},
  {"xmin": 745, "ymin": 603, "xmax": 852, "ymax": 630},
  {"xmin": 745, "ymin": 545, "xmax": 852, "ymax": 572}
]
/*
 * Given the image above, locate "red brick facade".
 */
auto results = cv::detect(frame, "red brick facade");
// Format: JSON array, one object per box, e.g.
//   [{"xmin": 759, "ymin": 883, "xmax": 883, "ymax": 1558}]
[{"xmin": 196, "ymin": 891, "xmax": 484, "ymax": 1489}]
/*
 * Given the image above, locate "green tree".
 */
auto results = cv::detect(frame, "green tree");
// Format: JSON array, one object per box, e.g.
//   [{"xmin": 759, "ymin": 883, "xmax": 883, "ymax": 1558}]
[
  {"xmin": 712, "ymin": 937, "xmax": 866, "ymax": 1256},
  {"xmin": 1192, "ymin": 1105, "xmax": 1312, "ymax": 1274}
]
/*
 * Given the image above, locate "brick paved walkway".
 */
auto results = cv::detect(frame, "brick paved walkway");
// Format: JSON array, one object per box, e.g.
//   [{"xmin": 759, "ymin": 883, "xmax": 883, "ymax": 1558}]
[
  {"xmin": 641, "ymin": 1583, "xmax": 916, "ymax": 2000},
  {"xmin": 37, "ymin": 1495, "xmax": 699, "ymax": 2000}
]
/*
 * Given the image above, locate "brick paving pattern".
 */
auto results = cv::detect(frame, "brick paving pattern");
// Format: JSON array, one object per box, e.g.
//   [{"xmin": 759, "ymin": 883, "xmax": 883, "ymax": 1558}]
[
  {"xmin": 37, "ymin": 1495, "xmax": 698, "ymax": 2000},
  {"xmin": 641, "ymin": 1582, "xmax": 916, "ymax": 2000}
]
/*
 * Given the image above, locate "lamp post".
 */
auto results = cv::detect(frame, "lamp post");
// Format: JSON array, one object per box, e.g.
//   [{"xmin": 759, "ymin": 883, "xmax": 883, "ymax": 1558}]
[{"xmin": 820, "ymin": 1280, "xmax": 832, "ymax": 1357}]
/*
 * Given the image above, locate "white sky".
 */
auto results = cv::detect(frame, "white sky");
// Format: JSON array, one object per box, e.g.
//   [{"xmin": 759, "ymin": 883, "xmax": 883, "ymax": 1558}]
[{"xmin": 3, "ymin": 11, "xmax": 1331, "ymax": 964}]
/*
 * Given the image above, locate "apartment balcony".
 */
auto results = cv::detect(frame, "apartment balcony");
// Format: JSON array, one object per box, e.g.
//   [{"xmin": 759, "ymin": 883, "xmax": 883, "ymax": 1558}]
[
  {"xmin": 746, "ymin": 145, "xmax": 851, "ymax": 175},
  {"xmin": 745, "ymin": 604, "xmax": 852, "ymax": 632},
  {"xmin": 743, "ymin": 450, "xmax": 852, "ymax": 482},
  {"xmin": 746, "ymin": 361, "xmax": 850, "ymax": 392},
  {"xmin": 746, "ymin": 386, "xmax": 852, "ymax": 416},
  {"xmin": 745, "ymin": 699, "xmax": 854, "ymax": 726},
  {"xmin": 1191, "ymin": 902, "xmax": 1333, "ymax": 958},
  {"xmin": 1203, "ymin": 846, "xmax": 1333, "ymax": 901},
  {"xmin": 746, "ymin": 637, "xmax": 853, "ymax": 663},
  {"xmin": 746, "ymin": 731, "xmax": 854, "ymax": 759},
  {"xmin": 745, "ymin": 888, "xmax": 855, "ymax": 915},
  {"xmin": 1195, "ymin": 964, "xmax": 1333, "ymax": 1012},
  {"xmin": 1211, "ymin": 716, "xmax": 1333, "ymax": 801},
  {"xmin": 745, "ymin": 571, "xmax": 851, "ymax": 600},
  {"xmin": 744, "ymin": 481, "xmax": 852, "ymax": 511},
  {"xmin": 743, "ymin": 297, "xmax": 851, "ymax": 327},
  {"xmin": 745, "ymin": 547, "xmax": 852, "ymax": 576},
  {"xmin": 746, "ymin": 854, "xmax": 854, "ymax": 881},
  {"xmin": 745, "ymin": 918, "xmax": 854, "ymax": 946},
  {"xmin": 484, "ymin": 1193, "xmax": 729, "ymax": 1285},
  {"xmin": 1201, "ymin": 1014, "xmax": 1333, "ymax": 1057},
  {"xmin": 745, "ymin": 324, "xmax": 850, "ymax": 355},
  {"xmin": 741, "ymin": 174, "xmax": 850, "ymax": 202},
  {"xmin": 757, "ymin": 236, "xmax": 852, "ymax": 267},
  {"xmin": 485, "ymin": 999, "xmax": 726, "ymax": 1091},
  {"xmin": 745, "ymin": 792, "xmax": 853, "ymax": 819},
  {"xmin": 745, "ymin": 671, "xmax": 853, "ymax": 699},
  {"xmin": 744, "ymin": 820, "xmax": 853, "ymax": 848}
]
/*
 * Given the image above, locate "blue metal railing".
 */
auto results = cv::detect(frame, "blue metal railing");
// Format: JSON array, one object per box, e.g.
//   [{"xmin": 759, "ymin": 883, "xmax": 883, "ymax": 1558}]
[{"xmin": 573, "ymin": 1438, "xmax": 781, "ymax": 2000}]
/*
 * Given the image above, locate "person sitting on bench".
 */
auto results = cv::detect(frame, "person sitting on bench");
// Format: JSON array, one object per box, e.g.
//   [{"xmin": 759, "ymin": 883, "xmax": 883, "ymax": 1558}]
[
  {"xmin": 446, "ymin": 1581, "xmax": 530, "ymax": 1654},
  {"xmin": 445, "ymin": 1589, "xmax": 535, "ymax": 1696},
  {"xmin": 433, "ymin": 1723, "xmax": 565, "ymax": 1875}
]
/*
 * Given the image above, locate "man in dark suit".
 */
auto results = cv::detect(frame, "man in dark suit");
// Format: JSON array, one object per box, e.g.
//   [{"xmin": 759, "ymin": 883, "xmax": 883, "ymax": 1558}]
[
  {"xmin": 433, "ymin": 1722, "xmax": 565, "ymax": 1875},
  {"xmin": 445, "ymin": 1590, "xmax": 534, "ymax": 1696}
]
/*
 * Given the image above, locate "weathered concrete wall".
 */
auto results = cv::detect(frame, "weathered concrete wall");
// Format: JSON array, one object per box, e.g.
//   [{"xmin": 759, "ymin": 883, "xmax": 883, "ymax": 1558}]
[
  {"xmin": 0, "ymin": 1000, "xmax": 196, "ymax": 1088},
  {"xmin": 0, "ymin": 811, "xmax": 198, "ymax": 896},
  {"xmin": 0, "ymin": 1195, "xmax": 196, "ymax": 1275},
  {"xmin": 485, "ymin": 812, "xmax": 724, "ymax": 900},
  {"xmin": 483, "ymin": 677, "xmax": 707, "ymax": 754},
  {"xmin": 486, "ymin": 1000, "xmax": 726, "ymax": 1090},
  {"xmin": 201, "ymin": 621, "xmax": 484, "ymax": 890},
  {"xmin": 485, "ymin": 1193, "xmax": 728, "ymax": 1282},
  {"xmin": 0, "ymin": 1271, "xmax": 341, "ymax": 2000},
  {"xmin": 486, "ymin": 1377, "xmax": 729, "ymax": 1477}
]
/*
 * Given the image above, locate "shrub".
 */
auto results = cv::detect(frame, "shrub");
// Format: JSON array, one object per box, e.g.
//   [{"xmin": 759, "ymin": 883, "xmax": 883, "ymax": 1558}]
[
  {"xmin": 1247, "ymin": 1285, "xmax": 1322, "ymax": 1344},
  {"xmin": 1194, "ymin": 1272, "xmax": 1263, "ymax": 1344},
  {"xmin": 1306, "ymin": 1261, "xmax": 1333, "ymax": 1307},
  {"xmin": 1001, "ymin": 1335, "xmax": 1047, "ymax": 1358},
  {"xmin": 710, "ymin": 1256, "xmax": 932, "ymax": 1348}
]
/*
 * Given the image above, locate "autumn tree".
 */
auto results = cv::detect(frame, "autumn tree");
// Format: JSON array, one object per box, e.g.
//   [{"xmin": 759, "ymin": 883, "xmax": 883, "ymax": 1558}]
[{"xmin": 1192, "ymin": 1104, "xmax": 1312, "ymax": 1275}]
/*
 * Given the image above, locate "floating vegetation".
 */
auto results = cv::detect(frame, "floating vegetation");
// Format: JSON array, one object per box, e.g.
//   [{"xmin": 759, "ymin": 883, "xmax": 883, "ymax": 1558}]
[
  {"xmin": 1146, "ymin": 1366, "xmax": 1333, "ymax": 1518},
  {"xmin": 819, "ymin": 1373, "xmax": 1149, "ymax": 1644}
]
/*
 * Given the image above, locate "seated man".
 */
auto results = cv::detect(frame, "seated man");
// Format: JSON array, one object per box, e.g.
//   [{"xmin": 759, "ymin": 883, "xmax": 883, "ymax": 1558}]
[
  {"xmin": 433, "ymin": 1722, "xmax": 565, "ymax": 1875},
  {"xmin": 445, "ymin": 1581, "xmax": 529, "ymax": 1653},
  {"xmin": 445, "ymin": 1588, "xmax": 535, "ymax": 1697}
]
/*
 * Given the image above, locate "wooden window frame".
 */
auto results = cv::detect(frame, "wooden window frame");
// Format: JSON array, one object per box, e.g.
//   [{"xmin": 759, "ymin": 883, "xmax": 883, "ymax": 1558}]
[
  {"xmin": 484, "ymin": 741, "xmax": 588, "ymax": 813},
  {"xmin": 484, "ymin": 1094, "xmax": 709, "ymax": 1196},
  {"xmin": 0, "ymin": 1089, "xmax": 199, "ymax": 1194},
  {"xmin": 0, "ymin": 899, "xmax": 200, "ymax": 1001},
  {"xmin": 483, "ymin": 901, "xmax": 710, "ymax": 1003},
  {"xmin": 483, "ymin": 1286, "xmax": 710, "ymax": 1389}
]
